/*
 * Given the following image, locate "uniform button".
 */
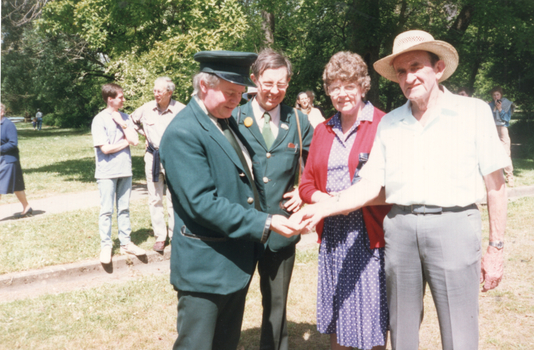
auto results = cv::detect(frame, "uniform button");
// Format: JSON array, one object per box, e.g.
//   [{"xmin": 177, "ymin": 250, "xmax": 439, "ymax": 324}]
[
  {"xmin": 247, "ymin": 197, "xmax": 254, "ymax": 204},
  {"xmin": 263, "ymin": 177, "xmax": 269, "ymax": 183},
  {"xmin": 239, "ymin": 172, "xmax": 245, "ymax": 177},
  {"xmin": 266, "ymin": 152, "xmax": 271, "ymax": 158}
]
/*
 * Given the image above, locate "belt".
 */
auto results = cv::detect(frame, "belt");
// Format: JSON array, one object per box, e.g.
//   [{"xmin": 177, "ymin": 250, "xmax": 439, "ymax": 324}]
[
  {"xmin": 396, "ymin": 204, "xmax": 476, "ymax": 214},
  {"xmin": 146, "ymin": 142, "xmax": 160, "ymax": 182}
]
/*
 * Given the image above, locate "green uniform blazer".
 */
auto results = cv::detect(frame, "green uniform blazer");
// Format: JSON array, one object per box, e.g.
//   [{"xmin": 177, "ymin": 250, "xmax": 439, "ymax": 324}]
[
  {"xmin": 233, "ymin": 101, "xmax": 314, "ymax": 252},
  {"xmin": 160, "ymin": 97, "xmax": 269, "ymax": 295}
]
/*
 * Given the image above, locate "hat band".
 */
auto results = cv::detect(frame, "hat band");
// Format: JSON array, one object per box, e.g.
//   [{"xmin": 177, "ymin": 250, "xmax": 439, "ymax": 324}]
[{"xmin": 202, "ymin": 69, "xmax": 255, "ymax": 87}]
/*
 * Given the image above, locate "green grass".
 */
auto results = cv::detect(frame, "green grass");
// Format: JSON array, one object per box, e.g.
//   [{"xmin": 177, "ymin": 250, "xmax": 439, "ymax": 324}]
[
  {"xmin": 1, "ymin": 123, "xmax": 146, "ymax": 204},
  {"xmin": 0, "ymin": 275, "xmax": 178, "ymax": 349},
  {"xmin": 1, "ymin": 198, "xmax": 533, "ymax": 349},
  {"xmin": 1, "ymin": 198, "xmax": 154, "ymax": 274}
]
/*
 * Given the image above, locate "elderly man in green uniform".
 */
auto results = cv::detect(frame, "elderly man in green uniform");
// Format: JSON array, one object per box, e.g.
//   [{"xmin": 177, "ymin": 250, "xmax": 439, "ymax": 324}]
[
  {"xmin": 233, "ymin": 48, "xmax": 313, "ymax": 350},
  {"xmin": 160, "ymin": 51, "xmax": 303, "ymax": 350}
]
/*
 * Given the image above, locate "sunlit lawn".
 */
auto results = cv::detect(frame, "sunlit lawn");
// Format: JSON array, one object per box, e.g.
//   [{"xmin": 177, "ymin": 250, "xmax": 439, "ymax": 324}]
[
  {"xmin": 1, "ymin": 123, "xmax": 146, "ymax": 204},
  {"xmin": 1, "ymin": 198, "xmax": 533, "ymax": 349},
  {"xmin": 1, "ymin": 198, "xmax": 154, "ymax": 274}
]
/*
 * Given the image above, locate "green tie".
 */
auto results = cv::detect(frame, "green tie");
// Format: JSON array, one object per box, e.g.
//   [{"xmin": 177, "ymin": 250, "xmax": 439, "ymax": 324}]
[
  {"xmin": 217, "ymin": 118, "xmax": 261, "ymax": 210},
  {"xmin": 262, "ymin": 112, "xmax": 275, "ymax": 149}
]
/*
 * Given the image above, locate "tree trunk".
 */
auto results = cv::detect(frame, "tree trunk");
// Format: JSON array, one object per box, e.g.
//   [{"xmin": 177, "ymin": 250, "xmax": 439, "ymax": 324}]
[{"xmin": 261, "ymin": 10, "xmax": 275, "ymax": 46}]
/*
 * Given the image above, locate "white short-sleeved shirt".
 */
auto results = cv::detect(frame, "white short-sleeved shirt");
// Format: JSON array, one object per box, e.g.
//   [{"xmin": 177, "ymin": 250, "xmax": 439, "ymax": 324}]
[
  {"xmin": 306, "ymin": 107, "xmax": 325, "ymax": 128},
  {"xmin": 91, "ymin": 110, "xmax": 133, "ymax": 179},
  {"xmin": 360, "ymin": 86, "xmax": 510, "ymax": 207}
]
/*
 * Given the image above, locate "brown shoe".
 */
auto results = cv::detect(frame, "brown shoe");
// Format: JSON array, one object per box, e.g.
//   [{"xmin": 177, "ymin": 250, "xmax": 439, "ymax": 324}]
[{"xmin": 153, "ymin": 241, "xmax": 165, "ymax": 252}]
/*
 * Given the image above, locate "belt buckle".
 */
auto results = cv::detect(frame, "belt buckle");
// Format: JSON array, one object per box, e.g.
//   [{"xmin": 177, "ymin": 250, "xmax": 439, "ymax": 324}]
[{"xmin": 411, "ymin": 205, "xmax": 442, "ymax": 214}]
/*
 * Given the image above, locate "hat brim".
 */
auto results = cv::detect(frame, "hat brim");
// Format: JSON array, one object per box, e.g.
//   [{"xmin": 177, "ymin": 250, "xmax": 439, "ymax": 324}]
[
  {"xmin": 373, "ymin": 41, "xmax": 459, "ymax": 83},
  {"xmin": 203, "ymin": 68, "xmax": 256, "ymax": 87}
]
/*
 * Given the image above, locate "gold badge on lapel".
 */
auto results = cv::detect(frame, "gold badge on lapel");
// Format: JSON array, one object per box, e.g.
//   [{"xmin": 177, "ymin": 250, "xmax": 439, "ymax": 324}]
[
  {"xmin": 244, "ymin": 117, "xmax": 254, "ymax": 128},
  {"xmin": 281, "ymin": 123, "xmax": 289, "ymax": 130}
]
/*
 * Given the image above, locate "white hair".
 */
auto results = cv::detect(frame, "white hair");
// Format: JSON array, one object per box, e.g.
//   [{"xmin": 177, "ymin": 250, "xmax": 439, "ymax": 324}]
[
  {"xmin": 154, "ymin": 76, "xmax": 175, "ymax": 92},
  {"xmin": 192, "ymin": 72, "xmax": 220, "ymax": 97}
]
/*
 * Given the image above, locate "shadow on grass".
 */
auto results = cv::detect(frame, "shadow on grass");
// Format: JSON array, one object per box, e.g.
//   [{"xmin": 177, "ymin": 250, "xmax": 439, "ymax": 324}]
[
  {"xmin": 0, "ymin": 209, "xmax": 46, "ymax": 222},
  {"xmin": 111, "ymin": 227, "xmax": 153, "ymax": 251},
  {"xmin": 239, "ymin": 322, "xmax": 329, "ymax": 349},
  {"xmin": 513, "ymin": 158, "xmax": 534, "ymax": 178},
  {"xmin": 23, "ymin": 156, "xmax": 146, "ymax": 182},
  {"xmin": 17, "ymin": 127, "xmax": 90, "ymax": 139}
]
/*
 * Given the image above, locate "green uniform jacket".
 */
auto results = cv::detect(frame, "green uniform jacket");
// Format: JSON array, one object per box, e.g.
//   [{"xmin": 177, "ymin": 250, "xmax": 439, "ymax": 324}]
[
  {"xmin": 160, "ymin": 97, "xmax": 269, "ymax": 295},
  {"xmin": 233, "ymin": 101, "xmax": 314, "ymax": 252}
]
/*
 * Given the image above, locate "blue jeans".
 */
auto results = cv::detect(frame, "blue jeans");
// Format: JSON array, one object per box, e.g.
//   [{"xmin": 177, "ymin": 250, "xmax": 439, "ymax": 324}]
[
  {"xmin": 97, "ymin": 177, "xmax": 132, "ymax": 248},
  {"xmin": 37, "ymin": 118, "xmax": 43, "ymax": 131}
]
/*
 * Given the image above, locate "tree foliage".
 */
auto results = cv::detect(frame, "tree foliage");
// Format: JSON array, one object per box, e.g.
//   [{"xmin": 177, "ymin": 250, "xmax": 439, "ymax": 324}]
[{"xmin": 2, "ymin": 0, "xmax": 533, "ymax": 126}]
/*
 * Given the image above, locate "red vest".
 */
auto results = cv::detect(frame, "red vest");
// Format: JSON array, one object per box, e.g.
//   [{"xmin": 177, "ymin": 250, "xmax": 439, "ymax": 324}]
[{"xmin": 299, "ymin": 107, "xmax": 391, "ymax": 248}]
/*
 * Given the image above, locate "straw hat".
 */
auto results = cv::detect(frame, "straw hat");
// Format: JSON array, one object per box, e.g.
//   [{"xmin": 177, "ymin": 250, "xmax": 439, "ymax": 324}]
[{"xmin": 373, "ymin": 30, "xmax": 459, "ymax": 83}]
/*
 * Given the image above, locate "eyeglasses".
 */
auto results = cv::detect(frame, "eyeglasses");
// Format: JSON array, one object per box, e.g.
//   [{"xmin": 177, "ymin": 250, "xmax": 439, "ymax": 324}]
[
  {"xmin": 329, "ymin": 84, "xmax": 359, "ymax": 96},
  {"xmin": 259, "ymin": 81, "xmax": 288, "ymax": 90},
  {"xmin": 153, "ymin": 89, "xmax": 168, "ymax": 95}
]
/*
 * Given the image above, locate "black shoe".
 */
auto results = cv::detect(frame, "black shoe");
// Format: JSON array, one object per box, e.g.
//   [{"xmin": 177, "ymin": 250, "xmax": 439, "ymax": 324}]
[{"xmin": 19, "ymin": 208, "xmax": 33, "ymax": 218}]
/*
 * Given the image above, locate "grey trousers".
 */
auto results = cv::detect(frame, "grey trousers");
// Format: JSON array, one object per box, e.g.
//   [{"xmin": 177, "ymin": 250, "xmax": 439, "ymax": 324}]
[{"xmin": 383, "ymin": 205, "xmax": 482, "ymax": 350}]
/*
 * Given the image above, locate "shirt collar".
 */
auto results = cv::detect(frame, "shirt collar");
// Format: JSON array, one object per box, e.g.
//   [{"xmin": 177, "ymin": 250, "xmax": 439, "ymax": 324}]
[
  {"xmin": 193, "ymin": 94, "xmax": 221, "ymax": 127},
  {"xmin": 151, "ymin": 99, "xmax": 179, "ymax": 114},
  {"xmin": 326, "ymin": 101, "xmax": 374, "ymax": 126},
  {"xmin": 394, "ymin": 85, "xmax": 453, "ymax": 125},
  {"xmin": 251, "ymin": 97, "xmax": 280, "ymax": 121}
]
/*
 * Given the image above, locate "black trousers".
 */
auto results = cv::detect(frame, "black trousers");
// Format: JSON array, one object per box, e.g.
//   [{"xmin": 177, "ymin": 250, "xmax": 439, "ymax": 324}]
[
  {"xmin": 173, "ymin": 287, "xmax": 249, "ymax": 350},
  {"xmin": 257, "ymin": 244, "xmax": 296, "ymax": 350}
]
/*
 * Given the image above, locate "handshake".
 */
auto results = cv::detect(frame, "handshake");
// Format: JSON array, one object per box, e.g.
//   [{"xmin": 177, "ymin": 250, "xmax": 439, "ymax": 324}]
[{"xmin": 269, "ymin": 200, "xmax": 333, "ymax": 237}]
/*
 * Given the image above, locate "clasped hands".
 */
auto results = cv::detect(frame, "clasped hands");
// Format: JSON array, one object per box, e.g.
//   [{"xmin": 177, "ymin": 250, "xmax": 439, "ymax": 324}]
[{"xmin": 269, "ymin": 200, "xmax": 331, "ymax": 237}]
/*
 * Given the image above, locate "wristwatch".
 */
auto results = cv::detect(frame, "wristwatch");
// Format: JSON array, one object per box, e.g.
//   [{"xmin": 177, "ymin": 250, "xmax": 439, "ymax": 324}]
[{"xmin": 489, "ymin": 241, "xmax": 504, "ymax": 249}]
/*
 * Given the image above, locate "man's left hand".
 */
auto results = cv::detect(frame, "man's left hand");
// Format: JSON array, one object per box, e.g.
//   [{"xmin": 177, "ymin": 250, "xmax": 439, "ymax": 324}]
[
  {"xmin": 282, "ymin": 188, "xmax": 303, "ymax": 213},
  {"xmin": 480, "ymin": 246, "xmax": 504, "ymax": 292}
]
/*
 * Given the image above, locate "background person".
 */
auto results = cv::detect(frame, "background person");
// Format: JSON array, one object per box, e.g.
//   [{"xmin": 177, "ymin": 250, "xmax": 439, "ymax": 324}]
[
  {"xmin": 299, "ymin": 51, "xmax": 390, "ymax": 350},
  {"xmin": 91, "ymin": 83, "xmax": 144, "ymax": 264},
  {"xmin": 242, "ymin": 86, "xmax": 258, "ymax": 101},
  {"xmin": 295, "ymin": 91, "xmax": 324, "ymax": 128},
  {"xmin": 160, "ymin": 51, "xmax": 303, "ymax": 350},
  {"xmin": 234, "ymin": 48, "xmax": 314, "ymax": 350},
  {"xmin": 293, "ymin": 30, "xmax": 509, "ymax": 350},
  {"xmin": 35, "ymin": 108, "xmax": 43, "ymax": 131},
  {"xmin": 130, "ymin": 77, "xmax": 185, "ymax": 252},
  {"xmin": 489, "ymin": 86, "xmax": 515, "ymax": 187},
  {"xmin": 0, "ymin": 103, "xmax": 33, "ymax": 217},
  {"xmin": 457, "ymin": 86, "xmax": 470, "ymax": 97},
  {"xmin": 306, "ymin": 90, "xmax": 326, "ymax": 117}
]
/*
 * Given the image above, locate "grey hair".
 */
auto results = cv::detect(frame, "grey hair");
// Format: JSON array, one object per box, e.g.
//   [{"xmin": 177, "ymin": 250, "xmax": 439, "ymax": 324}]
[
  {"xmin": 154, "ymin": 76, "xmax": 175, "ymax": 92},
  {"xmin": 192, "ymin": 72, "xmax": 221, "ymax": 97}
]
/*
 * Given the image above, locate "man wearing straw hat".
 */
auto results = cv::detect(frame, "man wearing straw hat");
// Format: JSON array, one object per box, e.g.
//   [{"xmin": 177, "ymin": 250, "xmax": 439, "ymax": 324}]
[
  {"xmin": 291, "ymin": 30, "xmax": 509, "ymax": 349},
  {"xmin": 160, "ymin": 51, "xmax": 303, "ymax": 350}
]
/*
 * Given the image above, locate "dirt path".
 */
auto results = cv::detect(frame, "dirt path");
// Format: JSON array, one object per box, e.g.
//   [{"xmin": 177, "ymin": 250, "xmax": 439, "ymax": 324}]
[{"xmin": 0, "ymin": 184, "xmax": 148, "ymax": 223}]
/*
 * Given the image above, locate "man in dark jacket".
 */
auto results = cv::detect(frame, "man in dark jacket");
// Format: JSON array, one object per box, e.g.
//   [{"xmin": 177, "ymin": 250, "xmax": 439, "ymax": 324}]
[
  {"xmin": 160, "ymin": 51, "xmax": 302, "ymax": 350},
  {"xmin": 233, "ymin": 48, "xmax": 313, "ymax": 350}
]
